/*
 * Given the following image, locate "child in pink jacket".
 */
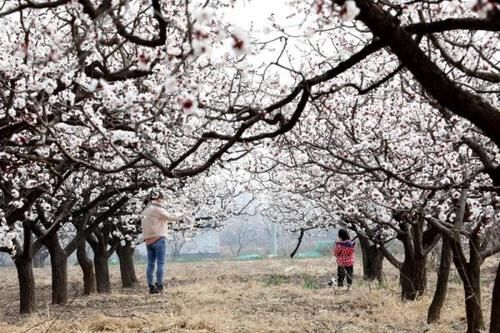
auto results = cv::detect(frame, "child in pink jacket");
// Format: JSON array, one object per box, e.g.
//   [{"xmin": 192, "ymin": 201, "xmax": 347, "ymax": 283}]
[{"xmin": 333, "ymin": 228, "xmax": 355, "ymax": 288}]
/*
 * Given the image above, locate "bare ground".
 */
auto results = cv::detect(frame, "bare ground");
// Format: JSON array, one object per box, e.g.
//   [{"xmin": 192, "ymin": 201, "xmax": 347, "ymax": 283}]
[{"xmin": 0, "ymin": 258, "xmax": 496, "ymax": 333}]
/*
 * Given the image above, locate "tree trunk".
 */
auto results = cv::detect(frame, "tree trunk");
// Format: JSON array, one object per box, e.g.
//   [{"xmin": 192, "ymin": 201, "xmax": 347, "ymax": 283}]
[
  {"xmin": 93, "ymin": 249, "xmax": 111, "ymax": 293},
  {"xmin": 290, "ymin": 229, "xmax": 306, "ymax": 259},
  {"xmin": 171, "ymin": 246, "xmax": 180, "ymax": 261},
  {"xmin": 463, "ymin": 267, "xmax": 483, "ymax": 333},
  {"xmin": 116, "ymin": 244, "xmax": 138, "ymax": 288},
  {"xmin": 33, "ymin": 249, "xmax": 47, "ymax": 268},
  {"xmin": 491, "ymin": 261, "xmax": 500, "ymax": 333},
  {"xmin": 14, "ymin": 256, "xmax": 35, "ymax": 314},
  {"xmin": 359, "ymin": 235, "xmax": 384, "ymax": 283},
  {"xmin": 427, "ymin": 237, "xmax": 451, "ymax": 324},
  {"xmin": 46, "ymin": 238, "xmax": 68, "ymax": 304},
  {"xmin": 452, "ymin": 239, "xmax": 484, "ymax": 333},
  {"xmin": 77, "ymin": 242, "xmax": 96, "ymax": 295},
  {"xmin": 33, "ymin": 255, "xmax": 43, "ymax": 268},
  {"xmin": 400, "ymin": 254, "xmax": 427, "ymax": 300}
]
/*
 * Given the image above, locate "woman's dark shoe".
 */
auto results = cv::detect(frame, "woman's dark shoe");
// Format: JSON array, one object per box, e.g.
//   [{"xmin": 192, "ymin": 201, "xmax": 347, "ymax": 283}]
[
  {"xmin": 155, "ymin": 283, "xmax": 163, "ymax": 293},
  {"xmin": 149, "ymin": 284, "xmax": 159, "ymax": 294}
]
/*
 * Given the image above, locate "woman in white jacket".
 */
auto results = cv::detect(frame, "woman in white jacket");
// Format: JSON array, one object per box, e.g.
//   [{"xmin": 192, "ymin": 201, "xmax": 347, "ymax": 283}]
[{"xmin": 141, "ymin": 193, "xmax": 182, "ymax": 294}]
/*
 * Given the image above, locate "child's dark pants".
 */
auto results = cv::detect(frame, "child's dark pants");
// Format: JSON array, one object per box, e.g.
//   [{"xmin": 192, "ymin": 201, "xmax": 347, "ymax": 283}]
[{"xmin": 337, "ymin": 266, "xmax": 353, "ymax": 287}]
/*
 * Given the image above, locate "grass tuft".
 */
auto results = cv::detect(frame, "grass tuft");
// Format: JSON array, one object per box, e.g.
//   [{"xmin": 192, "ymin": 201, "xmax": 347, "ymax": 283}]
[{"xmin": 264, "ymin": 273, "xmax": 290, "ymax": 286}]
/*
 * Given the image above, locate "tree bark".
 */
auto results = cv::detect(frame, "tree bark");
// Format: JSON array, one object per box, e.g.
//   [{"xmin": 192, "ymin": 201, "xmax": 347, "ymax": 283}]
[
  {"xmin": 33, "ymin": 254, "xmax": 43, "ymax": 268},
  {"xmin": 116, "ymin": 244, "xmax": 139, "ymax": 288},
  {"xmin": 359, "ymin": 235, "xmax": 384, "ymax": 282},
  {"xmin": 77, "ymin": 242, "xmax": 96, "ymax": 295},
  {"xmin": 46, "ymin": 237, "xmax": 68, "ymax": 304},
  {"xmin": 462, "ymin": 264, "xmax": 483, "ymax": 333},
  {"xmin": 33, "ymin": 249, "xmax": 48, "ymax": 268},
  {"xmin": 491, "ymin": 261, "xmax": 500, "ymax": 333},
  {"xmin": 88, "ymin": 232, "xmax": 117, "ymax": 294},
  {"xmin": 93, "ymin": 250, "xmax": 112, "ymax": 293},
  {"xmin": 427, "ymin": 237, "xmax": 452, "ymax": 324},
  {"xmin": 290, "ymin": 229, "xmax": 306, "ymax": 259},
  {"xmin": 396, "ymin": 216, "xmax": 439, "ymax": 301},
  {"xmin": 452, "ymin": 238, "xmax": 484, "ymax": 333},
  {"xmin": 14, "ymin": 256, "xmax": 35, "ymax": 314},
  {"xmin": 400, "ymin": 252, "xmax": 427, "ymax": 300}
]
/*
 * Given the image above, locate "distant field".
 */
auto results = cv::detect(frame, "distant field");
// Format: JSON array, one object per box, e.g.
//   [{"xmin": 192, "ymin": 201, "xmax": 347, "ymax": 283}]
[{"xmin": 0, "ymin": 258, "xmax": 496, "ymax": 332}]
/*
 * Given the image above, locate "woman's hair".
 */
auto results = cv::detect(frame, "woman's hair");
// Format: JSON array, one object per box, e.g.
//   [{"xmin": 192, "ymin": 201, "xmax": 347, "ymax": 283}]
[
  {"xmin": 338, "ymin": 228, "xmax": 350, "ymax": 241},
  {"xmin": 144, "ymin": 191, "xmax": 164, "ymax": 206}
]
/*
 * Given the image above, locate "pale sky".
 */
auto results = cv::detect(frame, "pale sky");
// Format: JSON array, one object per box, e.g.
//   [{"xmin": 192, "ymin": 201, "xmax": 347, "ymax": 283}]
[{"xmin": 225, "ymin": 0, "xmax": 300, "ymax": 32}]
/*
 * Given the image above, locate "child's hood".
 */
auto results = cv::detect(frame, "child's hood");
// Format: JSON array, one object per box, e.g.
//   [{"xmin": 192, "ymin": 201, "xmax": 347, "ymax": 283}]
[{"xmin": 337, "ymin": 240, "xmax": 355, "ymax": 248}]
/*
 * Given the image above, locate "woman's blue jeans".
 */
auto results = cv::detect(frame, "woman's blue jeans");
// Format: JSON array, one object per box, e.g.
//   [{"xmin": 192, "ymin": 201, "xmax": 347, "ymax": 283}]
[{"xmin": 146, "ymin": 237, "xmax": 167, "ymax": 286}]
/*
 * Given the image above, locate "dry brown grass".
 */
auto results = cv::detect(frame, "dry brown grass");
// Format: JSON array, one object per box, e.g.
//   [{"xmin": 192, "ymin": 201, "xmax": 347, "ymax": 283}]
[{"xmin": 0, "ymin": 258, "xmax": 496, "ymax": 333}]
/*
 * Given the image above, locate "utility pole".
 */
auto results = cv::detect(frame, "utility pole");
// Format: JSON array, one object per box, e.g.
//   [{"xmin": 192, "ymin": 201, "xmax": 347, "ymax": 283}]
[{"xmin": 273, "ymin": 223, "xmax": 277, "ymax": 256}]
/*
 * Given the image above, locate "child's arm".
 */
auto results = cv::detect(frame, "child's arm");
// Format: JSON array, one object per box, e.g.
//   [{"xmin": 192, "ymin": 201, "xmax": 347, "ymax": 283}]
[{"xmin": 333, "ymin": 243, "xmax": 340, "ymax": 257}]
